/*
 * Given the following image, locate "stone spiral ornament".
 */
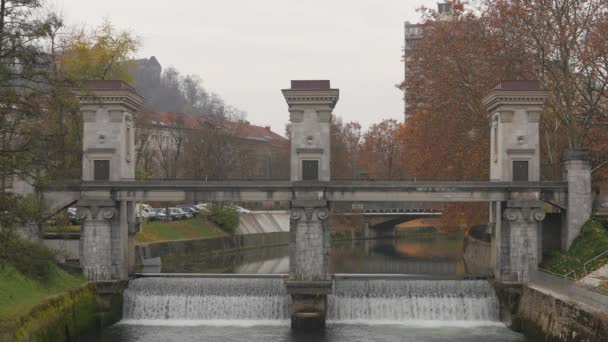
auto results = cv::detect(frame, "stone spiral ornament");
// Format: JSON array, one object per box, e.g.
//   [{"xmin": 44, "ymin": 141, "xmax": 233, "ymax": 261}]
[
  {"xmin": 102, "ymin": 208, "xmax": 116, "ymax": 220},
  {"xmin": 532, "ymin": 208, "xmax": 546, "ymax": 221},
  {"xmin": 503, "ymin": 208, "xmax": 519, "ymax": 221},
  {"xmin": 290, "ymin": 209, "xmax": 301, "ymax": 221},
  {"xmin": 317, "ymin": 208, "xmax": 329, "ymax": 220},
  {"xmin": 77, "ymin": 207, "xmax": 89, "ymax": 219}
]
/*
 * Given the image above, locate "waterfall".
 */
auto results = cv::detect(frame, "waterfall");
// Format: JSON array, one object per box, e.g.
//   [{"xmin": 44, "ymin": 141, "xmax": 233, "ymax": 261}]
[
  {"xmin": 122, "ymin": 277, "xmax": 499, "ymax": 325},
  {"xmin": 123, "ymin": 277, "xmax": 290, "ymax": 323},
  {"xmin": 327, "ymin": 279, "xmax": 499, "ymax": 323}
]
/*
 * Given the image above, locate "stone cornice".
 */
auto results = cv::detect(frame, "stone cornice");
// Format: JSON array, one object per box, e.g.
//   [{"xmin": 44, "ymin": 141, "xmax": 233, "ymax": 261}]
[
  {"xmin": 483, "ymin": 90, "xmax": 548, "ymax": 114},
  {"xmin": 282, "ymin": 89, "xmax": 339, "ymax": 108},
  {"xmin": 76, "ymin": 89, "xmax": 144, "ymax": 113}
]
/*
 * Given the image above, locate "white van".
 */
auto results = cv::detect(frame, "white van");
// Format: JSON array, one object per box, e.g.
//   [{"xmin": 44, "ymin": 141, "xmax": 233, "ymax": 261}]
[{"xmin": 136, "ymin": 204, "xmax": 156, "ymax": 221}]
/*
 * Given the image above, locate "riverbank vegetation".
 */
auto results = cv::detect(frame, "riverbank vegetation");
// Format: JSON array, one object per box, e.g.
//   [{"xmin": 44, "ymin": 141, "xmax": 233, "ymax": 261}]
[
  {"xmin": 207, "ymin": 204, "xmax": 240, "ymax": 235},
  {"xmin": 135, "ymin": 216, "xmax": 227, "ymax": 244},
  {"xmin": 0, "ymin": 264, "xmax": 85, "ymax": 320},
  {"xmin": 542, "ymin": 218, "xmax": 608, "ymax": 278}
]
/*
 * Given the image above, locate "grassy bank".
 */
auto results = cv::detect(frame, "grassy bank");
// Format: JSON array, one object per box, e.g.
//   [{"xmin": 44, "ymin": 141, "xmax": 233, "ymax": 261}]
[
  {"xmin": 135, "ymin": 216, "xmax": 227, "ymax": 244},
  {"xmin": 542, "ymin": 217, "xmax": 608, "ymax": 278},
  {"xmin": 0, "ymin": 264, "xmax": 85, "ymax": 320},
  {"xmin": 48, "ymin": 217, "xmax": 228, "ymax": 244}
]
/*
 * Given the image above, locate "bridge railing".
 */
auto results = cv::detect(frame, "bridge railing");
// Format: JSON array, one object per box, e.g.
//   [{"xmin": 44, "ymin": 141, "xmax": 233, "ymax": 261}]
[{"xmin": 529, "ymin": 269, "xmax": 608, "ymax": 313}]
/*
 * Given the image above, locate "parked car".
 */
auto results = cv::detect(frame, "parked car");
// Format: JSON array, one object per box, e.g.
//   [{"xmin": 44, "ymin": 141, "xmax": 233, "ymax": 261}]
[
  {"xmin": 175, "ymin": 207, "xmax": 193, "ymax": 219},
  {"xmin": 178, "ymin": 206, "xmax": 198, "ymax": 217},
  {"xmin": 194, "ymin": 203, "xmax": 210, "ymax": 215},
  {"xmin": 162, "ymin": 207, "xmax": 188, "ymax": 220},
  {"xmin": 177, "ymin": 204, "xmax": 200, "ymax": 216},
  {"xmin": 230, "ymin": 205, "xmax": 251, "ymax": 214},
  {"xmin": 194, "ymin": 203, "xmax": 208, "ymax": 210},
  {"xmin": 152, "ymin": 208, "xmax": 168, "ymax": 221},
  {"xmin": 67, "ymin": 207, "xmax": 79, "ymax": 225}
]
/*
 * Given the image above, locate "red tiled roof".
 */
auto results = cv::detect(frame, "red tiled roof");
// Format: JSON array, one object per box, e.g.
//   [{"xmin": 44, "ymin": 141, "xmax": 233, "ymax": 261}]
[{"xmin": 141, "ymin": 111, "xmax": 287, "ymax": 142}]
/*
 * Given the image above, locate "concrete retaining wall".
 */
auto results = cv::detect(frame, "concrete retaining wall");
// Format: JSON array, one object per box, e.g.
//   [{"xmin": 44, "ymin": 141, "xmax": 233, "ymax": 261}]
[
  {"xmin": 514, "ymin": 285, "xmax": 608, "ymax": 341},
  {"xmin": 135, "ymin": 231, "xmax": 289, "ymax": 261},
  {"xmin": 42, "ymin": 237, "xmax": 79, "ymax": 262},
  {"xmin": 237, "ymin": 211, "xmax": 289, "ymax": 234}
]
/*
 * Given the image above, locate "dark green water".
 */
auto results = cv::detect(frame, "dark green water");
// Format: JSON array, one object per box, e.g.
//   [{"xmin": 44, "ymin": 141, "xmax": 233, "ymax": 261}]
[
  {"xmin": 85, "ymin": 323, "xmax": 526, "ymax": 342},
  {"xmin": 153, "ymin": 235, "xmax": 473, "ymax": 276}
]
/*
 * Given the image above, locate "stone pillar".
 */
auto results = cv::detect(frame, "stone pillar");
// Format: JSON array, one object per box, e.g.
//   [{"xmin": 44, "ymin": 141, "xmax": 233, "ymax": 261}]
[
  {"xmin": 77, "ymin": 202, "xmax": 118, "ymax": 281},
  {"xmin": 282, "ymin": 80, "xmax": 339, "ymax": 181},
  {"xmin": 285, "ymin": 200, "xmax": 332, "ymax": 330},
  {"xmin": 562, "ymin": 150, "xmax": 592, "ymax": 250},
  {"xmin": 499, "ymin": 200, "xmax": 545, "ymax": 283},
  {"xmin": 282, "ymin": 80, "xmax": 338, "ymax": 330},
  {"xmin": 483, "ymin": 81, "xmax": 548, "ymax": 284},
  {"xmin": 127, "ymin": 200, "xmax": 140, "ymax": 275},
  {"xmin": 76, "ymin": 81, "xmax": 143, "ymax": 281}
]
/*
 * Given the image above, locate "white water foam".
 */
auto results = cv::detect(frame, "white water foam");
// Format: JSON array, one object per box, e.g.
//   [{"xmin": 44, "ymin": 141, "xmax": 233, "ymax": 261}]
[
  {"xmin": 123, "ymin": 278, "xmax": 290, "ymax": 321},
  {"xmin": 327, "ymin": 279, "xmax": 499, "ymax": 322},
  {"xmin": 119, "ymin": 319, "xmax": 290, "ymax": 327},
  {"xmin": 122, "ymin": 277, "xmax": 500, "ymax": 326}
]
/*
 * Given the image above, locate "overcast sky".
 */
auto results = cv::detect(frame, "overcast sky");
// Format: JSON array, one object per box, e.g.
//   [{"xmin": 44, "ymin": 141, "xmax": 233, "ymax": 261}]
[{"xmin": 56, "ymin": 0, "xmax": 435, "ymax": 135}]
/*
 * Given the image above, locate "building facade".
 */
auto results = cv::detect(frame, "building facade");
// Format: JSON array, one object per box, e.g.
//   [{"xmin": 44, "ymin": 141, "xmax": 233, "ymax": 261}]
[{"xmin": 135, "ymin": 111, "xmax": 289, "ymax": 180}]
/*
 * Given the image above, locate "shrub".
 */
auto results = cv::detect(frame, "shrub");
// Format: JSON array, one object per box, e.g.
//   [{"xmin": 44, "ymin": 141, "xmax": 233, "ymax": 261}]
[
  {"xmin": 0, "ymin": 193, "xmax": 56, "ymax": 283},
  {"xmin": 207, "ymin": 204, "xmax": 239, "ymax": 235},
  {"xmin": 1, "ymin": 234, "xmax": 56, "ymax": 283},
  {"xmin": 542, "ymin": 217, "xmax": 608, "ymax": 277}
]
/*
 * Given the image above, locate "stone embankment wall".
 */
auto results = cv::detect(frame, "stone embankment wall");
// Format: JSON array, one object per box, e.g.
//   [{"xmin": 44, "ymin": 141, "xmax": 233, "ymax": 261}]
[
  {"xmin": 0, "ymin": 283, "xmax": 121, "ymax": 342},
  {"xmin": 463, "ymin": 235, "xmax": 493, "ymax": 275},
  {"xmin": 136, "ymin": 231, "xmax": 289, "ymax": 261},
  {"xmin": 237, "ymin": 211, "xmax": 289, "ymax": 234},
  {"xmin": 42, "ymin": 233, "xmax": 80, "ymax": 261},
  {"xmin": 514, "ymin": 285, "xmax": 608, "ymax": 341}
]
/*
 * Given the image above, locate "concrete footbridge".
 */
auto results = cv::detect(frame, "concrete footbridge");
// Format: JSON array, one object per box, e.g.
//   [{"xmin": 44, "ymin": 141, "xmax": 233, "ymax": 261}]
[
  {"xmin": 28, "ymin": 79, "xmax": 593, "ymax": 330},
  {"xmin": 45, "ymin": 179, "xmax": 567, "ymax": 206}
]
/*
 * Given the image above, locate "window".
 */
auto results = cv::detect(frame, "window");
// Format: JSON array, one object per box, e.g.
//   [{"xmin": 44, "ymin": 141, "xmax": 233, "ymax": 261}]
[
  {"xmin": 513, "ymin": 161, "xmax": 529, "ymax": 182},
  {"xmin": 126, "ymin": 125, "xmax": 131, "ymax": 162},
  {"xmin": 302, "ymin": 160, "xmax": 319, "ymax": 181},
  {"xmin": 94, "ymin": 160, "xmax": 110, "ymax": 181},
  {"xmin": 493, "ymin": 121, "xmax": 498, "ymax": 162}
]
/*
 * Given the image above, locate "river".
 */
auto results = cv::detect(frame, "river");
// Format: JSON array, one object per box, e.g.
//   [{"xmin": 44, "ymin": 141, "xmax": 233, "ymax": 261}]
[
  {"xmin": 83, "ymin": 235, "xmax": 528, "ymax": 342},
  {"xmin": 153, "ymin": 235, "xmax": 471, "ymax": 275}
]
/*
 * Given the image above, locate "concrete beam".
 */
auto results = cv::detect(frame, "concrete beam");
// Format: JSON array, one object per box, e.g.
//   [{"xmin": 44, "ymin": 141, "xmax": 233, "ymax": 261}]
[{"xmin": 42, "ymin": 180, "xmax": 567, "ymax": 203}]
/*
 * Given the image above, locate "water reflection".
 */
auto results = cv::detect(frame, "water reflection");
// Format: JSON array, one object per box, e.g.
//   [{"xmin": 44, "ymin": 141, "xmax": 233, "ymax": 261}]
[{"xmin": 151, "ymin": 235, "xmax": 472, "ymax": 276}]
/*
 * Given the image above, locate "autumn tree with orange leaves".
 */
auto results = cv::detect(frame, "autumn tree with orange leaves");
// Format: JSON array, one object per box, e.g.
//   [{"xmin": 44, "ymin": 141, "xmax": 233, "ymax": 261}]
[
  {"xmin": 486, "ymin": 0, "xmax": 608, "ymax": 182},
  {"xmin": 401, "ymin": 3, "xmax": 534, "ymax": 182},
  {"xmin": 359, "ymin": 119, "xmax": 405, "ymax": 180},
  {"xmin": 398, "ymin": 0, "xmax": 608, "ymax": 228},
  {"xmin": 331, "ymin": 116, "xmax": 362, "ymax": 179}
]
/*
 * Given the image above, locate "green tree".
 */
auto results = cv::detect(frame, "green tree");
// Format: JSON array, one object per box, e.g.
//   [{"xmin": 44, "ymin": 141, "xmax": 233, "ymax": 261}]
[
  {"xmin": 56, "ymin": 19, "xmax": 139, "ymax": 82},
  {"xmin": 207, "ymin": 203, "xmax": 239, "ymax": 235},
  {"xmin": 1, "ymin": 1, "xmax": 140, "ymax": 251}
]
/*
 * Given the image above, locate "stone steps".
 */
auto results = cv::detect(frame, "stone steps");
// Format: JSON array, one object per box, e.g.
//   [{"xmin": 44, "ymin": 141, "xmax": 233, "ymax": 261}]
[{"xmin": 579, "ymin": 264, "xmax": 608, "ymax": 288}]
